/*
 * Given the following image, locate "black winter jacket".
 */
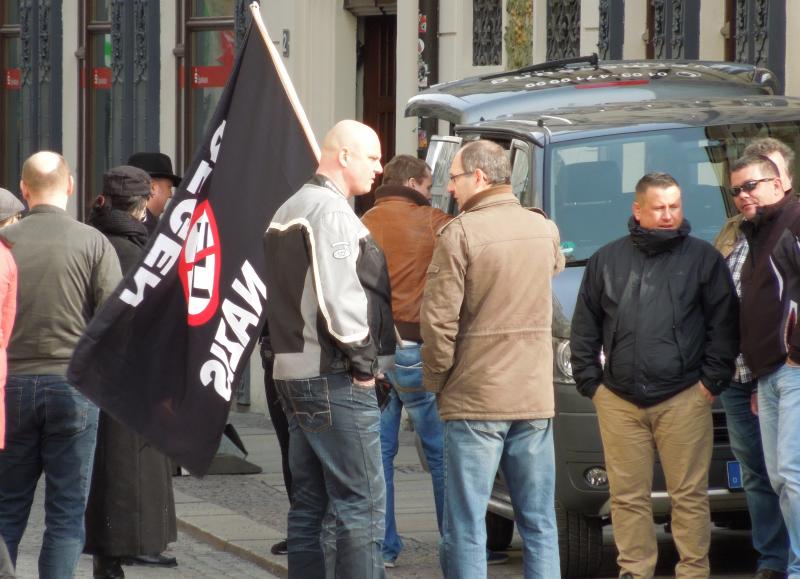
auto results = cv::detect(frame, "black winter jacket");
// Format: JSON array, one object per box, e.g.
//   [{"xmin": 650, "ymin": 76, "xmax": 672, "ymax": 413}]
[
  {"xmin": 571, "ymin": 218, "xmax": 739, "ymax": 407},
  {"xmin": 740, "ymin": 193, "xmax": 800, "ymax": 377}
]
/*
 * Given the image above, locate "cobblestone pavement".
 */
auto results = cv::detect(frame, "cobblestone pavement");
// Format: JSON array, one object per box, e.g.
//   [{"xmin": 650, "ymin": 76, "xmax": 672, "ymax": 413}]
[
  {"xmin": 10, "ymin": 409, "xmax": 760, "ymax": 578},
  {"xmin": 173, "ymin": 410, "xmax": 758, "ymax": 579}
]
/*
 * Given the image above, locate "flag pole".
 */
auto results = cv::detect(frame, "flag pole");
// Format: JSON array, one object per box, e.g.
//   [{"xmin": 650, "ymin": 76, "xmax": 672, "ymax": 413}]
[{"xmin": 249, "ymin": 2, "xmax": 321, "ymax": 161}]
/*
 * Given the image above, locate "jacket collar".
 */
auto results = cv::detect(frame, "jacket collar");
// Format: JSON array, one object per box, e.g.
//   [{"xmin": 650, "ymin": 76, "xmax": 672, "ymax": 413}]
[
  {"xmin": 373, "ymin": 184, "xmax": 430, "ymax": 206},
  {"xmin": 740, "ymin": 192, "xmax": 796, "ymax": 237},
  {"xmin": 627, "ymin": 216, "xmax": 691, "ymax": 256},
  {"xmin": 460, "ymin": 184, "xmax": 516, "ymax": 213},
  {"xmin": 28, "ymin": 204, "xmax": 67, "ymax": 215}
]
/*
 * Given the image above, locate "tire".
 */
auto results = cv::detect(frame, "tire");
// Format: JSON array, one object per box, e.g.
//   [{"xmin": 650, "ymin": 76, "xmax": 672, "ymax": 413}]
[
  {"xmin": 556, "ymin": 502, "xmax": 603, "ymax": 578},
  {"xmin": 485, "ymin": 511, "xmax": 514, "ymax": 551}
]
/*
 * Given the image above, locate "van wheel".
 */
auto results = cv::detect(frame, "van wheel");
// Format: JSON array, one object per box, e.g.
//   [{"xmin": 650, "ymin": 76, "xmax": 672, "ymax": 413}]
[
  {"xmin": 485, "ymin": 511, "xmax": 514, "ymax": 551},
  {"xmin": 556, "ymin": 502, "xmax": 603, "ymax": 577}
]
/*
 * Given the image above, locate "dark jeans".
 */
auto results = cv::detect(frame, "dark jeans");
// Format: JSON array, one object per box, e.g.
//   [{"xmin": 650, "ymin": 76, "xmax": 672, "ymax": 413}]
[
  {"xmin": 720, "ymin": 380, "xmax": 789, "ymax": 573},
  {"xmin": 0, "ymin": 375, "xmax": 99, "ymax": 579},
  {"xmin": 275, "ymin": 372, "xmax": 386, "ymax": 579}
]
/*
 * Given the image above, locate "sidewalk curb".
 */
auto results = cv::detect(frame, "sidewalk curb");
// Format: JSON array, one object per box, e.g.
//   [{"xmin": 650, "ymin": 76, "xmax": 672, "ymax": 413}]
[{"xmin": 174, "ymin": 490, "xmax": 289, "ymax": 578}]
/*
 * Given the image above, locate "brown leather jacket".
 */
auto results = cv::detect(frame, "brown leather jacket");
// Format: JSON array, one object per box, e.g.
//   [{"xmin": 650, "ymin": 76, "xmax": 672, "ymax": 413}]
[
  {"xmin": 421, "ymin": 185, "xmax": 565, "ymax": 420},
  {"xmin": 361, "ymin": 184, "xmax": 451, "ymax": 341}
]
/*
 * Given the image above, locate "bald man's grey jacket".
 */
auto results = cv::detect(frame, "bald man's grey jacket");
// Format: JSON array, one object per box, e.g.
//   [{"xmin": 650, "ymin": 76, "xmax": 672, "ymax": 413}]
[{"xmin": 263, "ymin": 175, "xmax": 395, "ymax": 381}]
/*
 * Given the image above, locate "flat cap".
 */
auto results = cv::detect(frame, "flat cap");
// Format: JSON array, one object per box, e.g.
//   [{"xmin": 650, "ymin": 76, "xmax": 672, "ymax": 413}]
[
  {"xmin": 103, "ymin": 165, "xmax": 152, "ymax": 197},
  {"xmin": 0, "ymin": 188, "xmax": 24, "ymax": 221}
]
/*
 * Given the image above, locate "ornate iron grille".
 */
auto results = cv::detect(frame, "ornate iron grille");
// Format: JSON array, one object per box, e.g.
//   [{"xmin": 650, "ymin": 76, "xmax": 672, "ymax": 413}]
[
  {"xmin": 473, "ymin": 0, "xmax": 502, "ymax": 66},
  {"xmin": 547, "ymin": 0, "xmax": 580, "ymax": 61}
]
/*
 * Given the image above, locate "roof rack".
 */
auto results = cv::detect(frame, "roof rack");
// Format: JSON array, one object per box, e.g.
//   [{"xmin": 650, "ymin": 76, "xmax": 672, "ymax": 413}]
[{"xmin": 481, "ymin": 53, "xmax": 599, "ymax": 81}]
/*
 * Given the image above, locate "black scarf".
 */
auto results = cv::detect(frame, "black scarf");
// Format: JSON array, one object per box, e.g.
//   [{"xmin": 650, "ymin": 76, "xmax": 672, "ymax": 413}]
[{"xmin": 628, "ymin": 216, "xmax": 691, "ymax": 256}]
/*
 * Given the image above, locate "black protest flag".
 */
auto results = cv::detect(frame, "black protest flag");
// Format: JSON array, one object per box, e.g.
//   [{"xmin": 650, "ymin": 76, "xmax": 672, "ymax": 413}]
[{"xmin": 67, "ymin": 5, "xmax": 319, "ymax": 475}]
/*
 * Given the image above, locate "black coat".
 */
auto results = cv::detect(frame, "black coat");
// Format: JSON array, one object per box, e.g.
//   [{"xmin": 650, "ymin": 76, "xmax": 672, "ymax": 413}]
[
  {"xmin": 84, "ymin": 206, "xmax": 177, "ymax": 556},
  {"xmin": 740, "ymin": 194, "xmax": 800, "ymax": 377},
  {"xmin": 570, "ymin": 218, "xmax": 739, "ymax": 407}
]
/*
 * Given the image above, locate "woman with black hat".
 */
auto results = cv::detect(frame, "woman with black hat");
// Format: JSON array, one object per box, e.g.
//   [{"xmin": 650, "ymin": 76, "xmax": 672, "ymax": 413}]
[{"xmin": 83, "ymin": 166, "xmax": 177, "ymax": 579}]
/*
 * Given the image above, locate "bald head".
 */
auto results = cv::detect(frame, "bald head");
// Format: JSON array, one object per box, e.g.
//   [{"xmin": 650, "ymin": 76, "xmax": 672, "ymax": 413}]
[
  {"xmin": 21, "ymin": 151, "xmax": 73, "ymax": 208},
  {"xmin": 317, "ymin": 120, "xmax": 382, "ymax": 198}
]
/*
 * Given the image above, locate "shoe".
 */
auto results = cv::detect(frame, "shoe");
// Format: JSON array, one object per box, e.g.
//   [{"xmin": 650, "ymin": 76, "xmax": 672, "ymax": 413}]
[
  {"xmin": 383, "ymin": 558, "xmax": 396, "ymax": 568},
  {"xmin": 270, "ymin": 539, "xmax": 288, "ymax": 555},
  {"xmin": 754, "ymin": 569, "xmax": 786, "ymax": 579},
  {"xmin": 486, "ymin": 550, "xmax": 509, "ymax": 565},
  {"xmin": 93, "ymin": 556, "xmax": 124, "ymax": 579},
  {"xmin": 121, "ymin": 553, "xmax": 178, "ymax": 567}
]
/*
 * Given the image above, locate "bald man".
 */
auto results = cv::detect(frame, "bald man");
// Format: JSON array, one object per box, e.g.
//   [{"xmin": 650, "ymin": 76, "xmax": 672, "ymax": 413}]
[
  {"xmin": 0, "ymin": 152, "xmax": 122, "ymax": 577},
  {"xmin": 263, "ymin": 120, "xmax": 394, "ymax": 579}
]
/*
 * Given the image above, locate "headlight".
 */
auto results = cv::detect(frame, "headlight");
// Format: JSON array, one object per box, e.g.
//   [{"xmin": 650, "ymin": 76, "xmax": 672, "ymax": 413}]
[{"xmin": 554, "ymin": 339, "xmax": 575, "ymax": 384}]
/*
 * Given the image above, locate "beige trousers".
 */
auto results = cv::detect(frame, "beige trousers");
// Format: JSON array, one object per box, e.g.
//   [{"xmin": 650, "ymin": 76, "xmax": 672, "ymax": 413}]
[{"xmin": 593, "ymin": 383, "xmax": 713, "ymax": 579}]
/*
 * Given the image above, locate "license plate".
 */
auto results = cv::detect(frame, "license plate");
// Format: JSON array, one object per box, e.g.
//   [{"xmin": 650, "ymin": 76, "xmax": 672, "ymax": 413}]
[{"xmin": 726, "ymin": 460, "xmax": 743, "ymax": 490}]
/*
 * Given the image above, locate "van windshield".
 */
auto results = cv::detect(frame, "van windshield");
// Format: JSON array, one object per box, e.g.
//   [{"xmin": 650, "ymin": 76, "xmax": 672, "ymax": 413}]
[{"xmin": 548, "ymin": 124, "xmax": 800, "ymax": 263}]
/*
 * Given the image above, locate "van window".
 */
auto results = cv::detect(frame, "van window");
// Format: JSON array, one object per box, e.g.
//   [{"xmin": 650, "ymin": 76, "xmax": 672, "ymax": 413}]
[
  {"xmin": 548, "ymin": 124, "xmax": 800, "ymax": 263},
  {"xmin": 424, "ymin": 136, "xmax": 462, "ymax": 211}
]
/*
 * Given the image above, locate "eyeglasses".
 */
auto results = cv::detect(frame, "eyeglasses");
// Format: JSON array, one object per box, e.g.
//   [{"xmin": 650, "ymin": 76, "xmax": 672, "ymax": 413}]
[
  {"xmin": 729, "ymin": 177, "xmax": 775, "ymax": 197},
  {"xmin": 448, "ymin": 171, "xmax": 473, "ymax": 183}
]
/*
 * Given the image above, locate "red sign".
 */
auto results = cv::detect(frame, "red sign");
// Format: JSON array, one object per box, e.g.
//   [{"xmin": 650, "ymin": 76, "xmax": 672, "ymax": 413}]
[
  {"xmin": 191, "ymin": 66, "xmax": 231, "ymax": 89},
  {"xmin": 4, "ymin": 68, "xmax": 20, "ymax": 90},
  {"xmin": 92, "ymin": 67, "xmax": 112, "ymax": 90}
]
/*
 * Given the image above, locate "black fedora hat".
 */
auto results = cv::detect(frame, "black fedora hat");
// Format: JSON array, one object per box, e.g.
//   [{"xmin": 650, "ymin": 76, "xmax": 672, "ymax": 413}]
[{"xmin": 127, "ymin": 152, "xmax": 181, "ymax": 187}]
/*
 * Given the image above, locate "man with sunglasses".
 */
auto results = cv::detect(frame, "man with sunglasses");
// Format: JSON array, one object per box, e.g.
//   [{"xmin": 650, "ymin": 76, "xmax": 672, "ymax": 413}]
[
  {"xmin": 735, "ymin": 153, "xmax": 800, "ymax": 578},
  {"xmin": 714, "ymin": 141, "xmax": 792, "ymax": 579}
]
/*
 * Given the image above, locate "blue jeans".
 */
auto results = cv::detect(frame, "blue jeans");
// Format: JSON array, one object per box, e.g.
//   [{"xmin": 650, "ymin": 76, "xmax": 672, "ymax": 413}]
[
  {"xmin": 720, "ymin": 380, "xmax": 789, "ymax": 572},
  {"xmin": 758, "ymin": 363, "xmax": 800, "ymax": 578},
  {"xmin": 275, "ymin": 372, "xmax": 386, "ymax": 579},
  {"xmin": 0, "ymin": 375, "xmax": 99, "ymax": 579},
  {"xmin": 381, "ymin": 343, "xmax": 444, "ymax": 562},
  {"xmin": 442, "ymin": 419, "xmax": 560, "ymax": 579}
]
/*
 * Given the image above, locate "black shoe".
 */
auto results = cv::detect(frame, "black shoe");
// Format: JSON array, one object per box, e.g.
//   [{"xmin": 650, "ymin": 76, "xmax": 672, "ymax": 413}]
[
  {"xmin": 93, "ymin": 556, "xmax": 124, "ymax": 579},
  {"xmin": 270, "ymin": 539, "xmax": 288, "ymax": 555},
  {"xmin": 121, "ymin": 553, "xmax": 178, "ymax": 567},
  {"xmin": 754, "ymin": 569, "xmax": 786, "ymax": 579},
  {"xmin": 486, "ymin": 550, "xmax": 509, "ymax": 565}
]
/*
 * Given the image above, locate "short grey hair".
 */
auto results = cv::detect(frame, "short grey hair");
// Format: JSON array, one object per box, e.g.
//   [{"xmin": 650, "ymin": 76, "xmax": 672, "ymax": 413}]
[
  {"xmin": 459, "ymin": 140, "xmax": 510, "ymax": 185},
  {"xmin": 743, "ymin": 137, "xmax": 795, "ymax": 180}
]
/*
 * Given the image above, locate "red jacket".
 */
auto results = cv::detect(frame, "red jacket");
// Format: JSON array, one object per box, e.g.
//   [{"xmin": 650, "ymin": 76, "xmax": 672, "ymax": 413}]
[{"xmin": 0, "ymin": 242, "xmax": 17, "ymax": 448}]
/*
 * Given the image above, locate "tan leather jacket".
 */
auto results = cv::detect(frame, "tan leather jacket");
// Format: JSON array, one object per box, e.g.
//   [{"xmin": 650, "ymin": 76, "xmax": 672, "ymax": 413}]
[
  {"xmin": 420, "ymin": 185, "xmax": 565, "ymax": 420},
  {"xmin": 361, "ymin": 185, "xmax": 451, "ymax": 341}
]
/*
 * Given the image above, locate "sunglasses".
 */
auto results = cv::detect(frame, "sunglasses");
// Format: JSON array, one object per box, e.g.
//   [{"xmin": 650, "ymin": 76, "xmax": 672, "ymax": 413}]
[{"xmin": 729, "ymin": 177, "xmax": 775, "ymax": 197}]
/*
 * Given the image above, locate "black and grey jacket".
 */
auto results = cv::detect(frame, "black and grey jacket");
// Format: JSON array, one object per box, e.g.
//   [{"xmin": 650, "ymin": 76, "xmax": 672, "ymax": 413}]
[
  {"xmin": 570, "ymin": 218, "xmax": 738, "ymax": 407},
  {"xmin": 263, "ymin": 175, "xmax": 395, "ymax": 381}
]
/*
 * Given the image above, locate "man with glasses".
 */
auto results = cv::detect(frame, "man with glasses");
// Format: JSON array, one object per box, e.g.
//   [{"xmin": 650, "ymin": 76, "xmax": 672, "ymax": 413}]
[
  {"xmin": 422, "ymin": 140, "xmax": 564, "ymax": 578},
  {"xmin": 714, "ymin": 141, "xmax": 792, "ymax": 579},
  {"xmin": 735, "ymin": 153, "xmax": 800, "ymax": 578}
]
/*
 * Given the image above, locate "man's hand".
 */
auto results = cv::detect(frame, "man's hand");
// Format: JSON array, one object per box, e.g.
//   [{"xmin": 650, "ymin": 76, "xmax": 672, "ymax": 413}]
[
  {"xmin": 750, "ymin": 391, "xmax": 758, "ymax": 416},
  {"xmin": 698, "ymin": 382, "xmax": 715, "ymax": 403},
  {"xmin": 352, "ymin": 375, "xmax": 376, "ymax": 388}
]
